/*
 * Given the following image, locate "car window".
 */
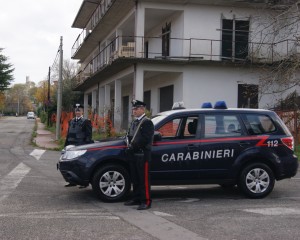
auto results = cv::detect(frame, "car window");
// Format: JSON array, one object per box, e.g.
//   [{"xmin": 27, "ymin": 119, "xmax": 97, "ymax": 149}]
[
  {"xmin": 183, "ymin": 117, "xmax": 198, "ymax": 138},
  {"xmin": 244, "ymin": 114, "xmax": 276, "ymax": 135},
  {"xmin": 157, "ymin": 118, "xmax": 181, "ymax": 138},
  {"xmin": 204, "ymin": 114, "xmax": 242, "ymax": 138},
  {"xmin": 157, "ymin": 116, "xmax": 199, "ymax": 139}
]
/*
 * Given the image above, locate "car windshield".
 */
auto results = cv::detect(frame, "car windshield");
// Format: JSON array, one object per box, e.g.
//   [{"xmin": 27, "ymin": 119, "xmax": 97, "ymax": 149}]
[{"xmin": 151, "ymin": 114, "xmax": 167, "ymax": 126}]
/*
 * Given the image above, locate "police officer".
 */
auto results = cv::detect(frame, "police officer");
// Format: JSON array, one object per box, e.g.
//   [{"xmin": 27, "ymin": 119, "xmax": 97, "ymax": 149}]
[
  {"xmin": 124, "ymin": 100, "xmax": 154, "ymax": 210},
  {"xmin": 65, "ymin": 103, "xmax": 93, "ymax": 147}
]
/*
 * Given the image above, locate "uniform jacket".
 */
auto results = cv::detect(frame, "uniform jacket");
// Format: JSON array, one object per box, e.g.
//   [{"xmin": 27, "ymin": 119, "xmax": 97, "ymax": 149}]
[
  {"xmin": 128, "ymin": 116, "xmax": 154, "ymax": 152},
  {"xmin": 65, "ymin": 117, "xmax": 93, "ymax": 147}
]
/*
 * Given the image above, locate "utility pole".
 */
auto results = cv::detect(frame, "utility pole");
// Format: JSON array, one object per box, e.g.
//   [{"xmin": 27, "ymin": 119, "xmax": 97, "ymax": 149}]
[
  {"xmin": 47, "ymin": 66, "xmax": 51, "ymax": 126},
  {"xmin": 56, "ymin": 36, "xmax": 63, "ymax": 140}
]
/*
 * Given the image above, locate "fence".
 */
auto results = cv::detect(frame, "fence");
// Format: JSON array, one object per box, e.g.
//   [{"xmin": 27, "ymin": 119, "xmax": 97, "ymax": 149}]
[
  {"xmin": 276, "ymin": 110, "xmax": 300, "ymax": 144},
  {"xmin": 51, "ymin": 111, "xmax": 116, "ymax": 139}
]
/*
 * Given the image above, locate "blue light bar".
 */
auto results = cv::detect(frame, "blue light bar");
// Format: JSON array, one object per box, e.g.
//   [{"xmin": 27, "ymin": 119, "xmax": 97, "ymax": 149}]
[
  {"xmin": 201, "ymin": 102, "xmax": 213, "ymax": 108},
  {"xmin": 214, "ymin": 101, "xmax": 227, "ymax": 109}
]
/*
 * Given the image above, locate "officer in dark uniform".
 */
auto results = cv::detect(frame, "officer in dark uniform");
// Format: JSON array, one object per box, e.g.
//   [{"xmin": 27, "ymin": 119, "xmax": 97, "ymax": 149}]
[
  {"xmin": 124, "ymin": 100, "xmax": 154, "ymax": 210},
  {"xmin": 64, "ymin": 104, "xmax": 93, "ymax": 187},
  {"xmin": 65, "ymin": 103, "xmax": 93, "ymax": 147}
]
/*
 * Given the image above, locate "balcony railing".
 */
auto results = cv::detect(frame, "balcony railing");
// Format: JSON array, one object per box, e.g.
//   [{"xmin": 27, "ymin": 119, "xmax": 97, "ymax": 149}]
[
  {"xmin": 72, "ymin": 0, "xmax": 114, "ymax": 57},
  {"xmin": 73, "ymin": 36, "xmax": 299, "ymax": 88}
]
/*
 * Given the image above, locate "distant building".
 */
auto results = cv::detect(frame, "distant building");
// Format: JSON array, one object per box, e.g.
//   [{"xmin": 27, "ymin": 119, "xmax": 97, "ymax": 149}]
[
  {"xmin": 25, "ymin": 76, "xmax": 35, "ymax": 89},
  {"xmin": 70, "ymin": 0, "xmax": 300, "ymax": 131}
]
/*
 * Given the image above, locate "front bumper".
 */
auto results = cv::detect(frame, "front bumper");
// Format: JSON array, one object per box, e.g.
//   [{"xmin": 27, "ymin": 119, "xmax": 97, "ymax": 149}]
[{"xmin": 57, "ymin": 159, "xmax": 89, "ymax": 186}]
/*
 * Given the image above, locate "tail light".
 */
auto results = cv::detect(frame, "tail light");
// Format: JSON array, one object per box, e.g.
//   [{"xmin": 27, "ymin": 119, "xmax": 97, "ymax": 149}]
[{"xmin": 281, "ymin": 137, "xmax": 294, "ymax": 151}]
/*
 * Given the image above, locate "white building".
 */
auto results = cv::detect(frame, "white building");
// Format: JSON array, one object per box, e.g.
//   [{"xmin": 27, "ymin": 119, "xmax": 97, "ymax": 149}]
[{"xmin": 71, "ymin": 0, "xmax": 300, "ymax": 131}]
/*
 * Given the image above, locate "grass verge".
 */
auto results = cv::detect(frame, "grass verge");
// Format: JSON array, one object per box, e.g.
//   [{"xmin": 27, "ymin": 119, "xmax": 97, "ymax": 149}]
[
  {"xmin": 294, "ymin": 145, "xmax": 300, "ymax": 160},
  {"xmin": 45, "ymin": 125, "xmax": 65, "ymax": 151},
  {"xmin": 31, "ymin": 119, "xmax": 38, "ymax": 147}
]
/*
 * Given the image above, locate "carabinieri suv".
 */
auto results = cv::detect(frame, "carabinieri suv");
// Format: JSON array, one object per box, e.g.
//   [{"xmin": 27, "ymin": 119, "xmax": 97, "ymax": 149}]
[{"xmin": 57, "ymin": 101, "xmax": 298, "ymax": 201}]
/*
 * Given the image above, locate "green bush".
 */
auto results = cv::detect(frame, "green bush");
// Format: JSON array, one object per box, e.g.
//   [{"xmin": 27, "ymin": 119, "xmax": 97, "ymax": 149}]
[
  {"xmin": 295, "ymin": 145, "xmax": 300, "ymax": 160},
  {"xmin": 40, "ymin": 111, "xmax": 47, "ymax": 124}
]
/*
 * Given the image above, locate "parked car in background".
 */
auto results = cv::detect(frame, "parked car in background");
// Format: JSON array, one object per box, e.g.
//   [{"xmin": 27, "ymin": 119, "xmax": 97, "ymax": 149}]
[{"xmin": 27, "ymin": 112, "xmax": 35, "ymax": 119}]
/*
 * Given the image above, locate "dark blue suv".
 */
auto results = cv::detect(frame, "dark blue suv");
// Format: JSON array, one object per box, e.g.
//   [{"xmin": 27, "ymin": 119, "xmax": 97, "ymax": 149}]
[{"xmin": 57, "ymin": 102, "xmax": 298, "ymax": 201}]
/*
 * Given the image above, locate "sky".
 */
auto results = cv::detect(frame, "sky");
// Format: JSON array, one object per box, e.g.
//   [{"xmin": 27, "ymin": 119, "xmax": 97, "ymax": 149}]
[{"xmin": 0, "ymin": 0, "xmax": 83, "ymax": 85}]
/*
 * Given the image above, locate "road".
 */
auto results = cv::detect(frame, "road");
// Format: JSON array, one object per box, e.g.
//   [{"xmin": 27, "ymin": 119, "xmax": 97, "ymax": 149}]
[{"xmin": 0, "ymin": 116, "xmax": 300, "ymax": 240}]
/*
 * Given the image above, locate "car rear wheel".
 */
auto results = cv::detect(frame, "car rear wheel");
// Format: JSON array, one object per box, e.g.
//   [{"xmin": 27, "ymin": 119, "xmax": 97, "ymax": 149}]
[
  {"xmin": 92, "ymin": 164, "xmax": 130, "ymax": 202},
  {"xmin": 238, "ymin": 163, "xmax": 275, "ymax": 199}
]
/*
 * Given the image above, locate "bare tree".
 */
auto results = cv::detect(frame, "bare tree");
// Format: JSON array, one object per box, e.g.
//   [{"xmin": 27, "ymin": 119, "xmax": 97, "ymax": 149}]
[
  {"xmin": 51, "ymin": 59, "xmax": 82, "ymax": 112},
  {"xmin": 251, "ymin": 0, "xmax": 300, "ymax": 107}
]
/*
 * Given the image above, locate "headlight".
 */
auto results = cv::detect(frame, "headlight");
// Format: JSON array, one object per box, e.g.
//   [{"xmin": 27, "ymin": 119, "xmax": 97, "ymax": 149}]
[{"xmin": 62, "ymin": 150, "xmax": 87, "ymax": 160}]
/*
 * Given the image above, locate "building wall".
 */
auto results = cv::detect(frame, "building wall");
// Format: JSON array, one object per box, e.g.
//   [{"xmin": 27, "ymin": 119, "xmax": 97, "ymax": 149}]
[
  {"xmin": 77, "ymin": 1, "xmax": 300, "ymax": 126},
  {"xmin": 182, "ymin": 65, "xmax": 259, "ymax": 108}
]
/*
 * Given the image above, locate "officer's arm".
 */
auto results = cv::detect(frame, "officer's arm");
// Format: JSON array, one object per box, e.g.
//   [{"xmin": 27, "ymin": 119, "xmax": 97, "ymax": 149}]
[
  {"xmin": 83, "ymin": 119, "xmax": 93, "ymax": 143},
  {"xmin": 64, "ymin": 120, "xmax": 71, "ymax": 147}
]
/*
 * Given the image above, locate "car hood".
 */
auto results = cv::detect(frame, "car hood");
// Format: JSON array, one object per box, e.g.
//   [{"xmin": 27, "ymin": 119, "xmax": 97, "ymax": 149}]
[{"xmin": 69, "ymin": 137, "xmax": 126, "ymax": 151}]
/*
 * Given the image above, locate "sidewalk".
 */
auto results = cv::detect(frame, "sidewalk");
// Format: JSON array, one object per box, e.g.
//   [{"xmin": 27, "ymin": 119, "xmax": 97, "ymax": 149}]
[{"xmin": 34, "ymin": 118, "xmax": 60, "ymax": 150}]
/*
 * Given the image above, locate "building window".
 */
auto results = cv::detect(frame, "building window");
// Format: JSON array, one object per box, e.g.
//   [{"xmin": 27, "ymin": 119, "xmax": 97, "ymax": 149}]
[
  {"xmin": 222, "ymin": 19, "xmax": 249, "ymax": 61},
  {"xmin": 238, "ymin": 84, "xmax": 258, "ymax": 108},
  {"xmin": 162, "ymin": 22, "xmax": 171, "ymax": 57}
]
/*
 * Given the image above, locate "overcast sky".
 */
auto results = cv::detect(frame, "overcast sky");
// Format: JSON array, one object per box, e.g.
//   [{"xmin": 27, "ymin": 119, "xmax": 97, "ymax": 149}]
[{"xmin": 0, "ymin": 0, "xmax": 83, "ymax": 85}]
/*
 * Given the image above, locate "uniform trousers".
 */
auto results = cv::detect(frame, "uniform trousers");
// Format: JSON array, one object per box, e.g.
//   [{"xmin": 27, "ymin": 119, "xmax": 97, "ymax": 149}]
[{"xmin": 129, "ymin": 150, "xmax": 151, "ymax": 206}]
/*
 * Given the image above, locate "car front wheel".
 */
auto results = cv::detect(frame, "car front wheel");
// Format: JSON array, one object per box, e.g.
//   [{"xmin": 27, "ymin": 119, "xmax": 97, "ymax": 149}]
[
  {"xmin": 238, "ymin": 163, "xmax": 275, "ymax": 199},
  {"xmin": 91, "ymin": 164, "xmax": 130, "ymax": 202}
]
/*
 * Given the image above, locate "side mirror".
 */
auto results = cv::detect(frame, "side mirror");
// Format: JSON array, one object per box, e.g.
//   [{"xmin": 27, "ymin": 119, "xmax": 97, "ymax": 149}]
[{"xmin": 153, "ymin": 131, "xmax": 162, "ymax": 142}]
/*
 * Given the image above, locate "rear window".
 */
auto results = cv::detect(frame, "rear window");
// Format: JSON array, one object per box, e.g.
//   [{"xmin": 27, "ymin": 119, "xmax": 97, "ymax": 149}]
[
  {"xmin": 204, "ymin": 115, "xmax": 242, "ymax": 138},
  {"xmin": 243, "ymin": 114, "xmax": 276, "ymax": 135}
]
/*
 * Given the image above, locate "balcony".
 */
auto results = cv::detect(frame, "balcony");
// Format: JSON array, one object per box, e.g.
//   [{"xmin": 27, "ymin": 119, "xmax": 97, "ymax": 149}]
[
  {"xmin": 71, "ymin": 0, "xmax": 135, "ymax": 60},
  {"xmin": 72, "ymin": 36, "xmax": 299, "ymax": 90}
]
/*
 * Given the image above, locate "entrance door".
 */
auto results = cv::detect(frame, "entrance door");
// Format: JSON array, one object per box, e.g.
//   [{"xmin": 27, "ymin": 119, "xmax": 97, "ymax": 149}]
[
  {"xmin": 162, "ymin": 22, "xmax": 171, "ymax": 57},
  {"xmin": 159, "ymin": 85, "xmax": 173, "ymax": 112},
  {"xmin": 144, "ymin": 90, "xmax": 151, "ymax": 112},
  {"xmin": 122, "ymin": 96, "xmax": 129, "ymax": 130}
]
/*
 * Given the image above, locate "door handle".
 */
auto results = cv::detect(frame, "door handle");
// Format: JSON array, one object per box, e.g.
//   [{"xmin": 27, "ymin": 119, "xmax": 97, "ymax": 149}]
[{"xmin": 187, "ymin": 144, "xmax": 197, "ymax": 151}]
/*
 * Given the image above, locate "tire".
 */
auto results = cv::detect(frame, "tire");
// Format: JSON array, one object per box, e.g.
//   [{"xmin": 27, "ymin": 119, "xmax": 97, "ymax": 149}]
[
  {"xmin": 91, "ymin": 164, "xmax": 130, "ymax": 202},
  {"xmin": 238, "ymin": 163, "xmax": 275, "ymax": 199}
]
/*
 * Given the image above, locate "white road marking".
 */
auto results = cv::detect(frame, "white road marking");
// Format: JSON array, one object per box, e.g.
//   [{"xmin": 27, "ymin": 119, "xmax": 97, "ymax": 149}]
[
  {"xmin": 243, "ymin": 207, "xmax": 300, "ymax": 215},
  {"xmin": 179, "ymin": 198, "xmax": 200, "ymax": 203},
  {"xmin": 0, "ymin": 163, "xmax": 31, "ymax": 201},
  {"xmin": 0, "ymin": 210, "xmax": 120, "ymax": 220},
  {"xmin": 29, "ymin": 149, "xmax": 46, "ymax": 160},
  {"xmin": 153, "ymin": 211, "xmax": 174, "ymax": 217},
  {"xmin": 101, "ymin": 203, "xmax": 208, "ymax": 240}
]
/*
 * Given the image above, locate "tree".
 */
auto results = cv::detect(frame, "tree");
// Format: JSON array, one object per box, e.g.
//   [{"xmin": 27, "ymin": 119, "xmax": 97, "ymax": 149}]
[
  {"xmin": 5, "ymin": 84, "xmax": 33, "ymax": 115},
  {"xmin": 0, "ymin": 48, "xmax": 14, "ymax": 91},
  {"xmin": 250, "ymin": 1, "xmax": 300, "ymax": 108},
  {"xmin": 0, "ymin": 92, "xmax": 5, "ymax": 113},
  {"xmin": 51, "ymin": 59, "xmax": 82, "ymax": 112}
]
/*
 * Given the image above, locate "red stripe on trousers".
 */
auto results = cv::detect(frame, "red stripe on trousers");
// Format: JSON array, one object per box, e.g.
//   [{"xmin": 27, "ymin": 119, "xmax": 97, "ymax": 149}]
[{"xmin": 144, "ymin": 161, "xmax": 150, "ymax": 206}]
